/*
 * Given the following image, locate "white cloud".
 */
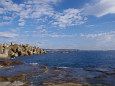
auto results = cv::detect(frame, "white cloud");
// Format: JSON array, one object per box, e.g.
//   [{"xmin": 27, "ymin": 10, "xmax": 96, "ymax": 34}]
[
  {"xmin": 80, "ymin": 31, "xmax": 115, "ymax": 50},
  {"xmin": 0, "ymin": 0, "xmax": 61, "ymax": 26},
  {"xmin": 18, "ymin": 18, "xmax": 25, "ymax": 26},
  {"xmin": 19, "ymin": 0, "xmax": 60, "ymax": 19},
  {"xmin": 32, "ymin": 33, "xmax": 77, "ymax": 38},
  {"xmin": 37, "ymin": 40, "xmax": 48, "ymax": 47},
  {"xmin": 40, "ymin": 29, "xmax": 47, "ymax": 33},
  {"xmin": 87, "ymin": 25, "xmax": 95, "ymax": 27},
  {"xmin": 81, "ymin": 31, "xmax": 115, "ymax": 40},
  {"xmin": 0, "ymin": 8, "xmax": 4, "ymax": 14},
  {"xmin": 0, "ymin": 0, "xmax": 24, "ymax": 12},
  {"xmin": 0, "ymin": 21, "xmax": 11, "ymax": 26},
  {"xmin": 3, "ymin": 16, "xmax": 12, "ymax": 20},
  {"xmin": 36, "ymin": 25, "xmax": 46, "ymax": 29},
  {"xmin": 18, "ymin": 22, "xmax": 25, "ymax": 26},
  {"xmin": 0, "ymin": 32, "xmax": 19, "ymax": 38},
  {"xmin": 83, "ymin": 0, "xmax": 115, "ymax": 17},
  {"xmin": 53, "ymin": 8, "xmax": 87, "ymax": 27},
  {"xmin": 24, "ymin": 31, "xmax": 41, "ymax": 33},
  {"xmin": 0, "ymin": 0, "xmax": 88, "ymax": 27},
  {"xmin": 10, "ymin": 28, "xmax": 20, "ymax": 32}
]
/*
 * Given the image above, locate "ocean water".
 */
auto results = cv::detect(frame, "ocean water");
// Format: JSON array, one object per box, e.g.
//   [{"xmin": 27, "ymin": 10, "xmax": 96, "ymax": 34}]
[
  {"xmin": 12, "ymin": 50, "xmax": 115, "ymax": 68},
  {"xmin": 8, "ymin": 50, "xmax": 115, "ymax": 86}
]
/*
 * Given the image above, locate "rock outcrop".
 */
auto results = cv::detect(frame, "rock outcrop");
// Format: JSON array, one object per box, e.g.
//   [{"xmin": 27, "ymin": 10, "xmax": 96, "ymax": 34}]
[{"xmin": 0, "ymin": 42, "xmax": 46, "ymax": 58}]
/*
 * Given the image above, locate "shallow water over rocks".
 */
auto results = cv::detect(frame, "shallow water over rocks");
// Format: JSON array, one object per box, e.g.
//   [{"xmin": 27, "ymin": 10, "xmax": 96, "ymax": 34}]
[{"xmin": 0, "ymin": 63, "xmax": 114, "ymax": 86}]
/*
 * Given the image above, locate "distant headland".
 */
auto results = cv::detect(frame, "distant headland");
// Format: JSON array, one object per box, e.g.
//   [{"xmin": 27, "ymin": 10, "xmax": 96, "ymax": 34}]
[
  {"xmin": 0, "ymin": 42, "xmax": 46, "ymax": 59},
  {"xmin": 46, "ymin": 49, "xmax": 79, "ymax": 53}
]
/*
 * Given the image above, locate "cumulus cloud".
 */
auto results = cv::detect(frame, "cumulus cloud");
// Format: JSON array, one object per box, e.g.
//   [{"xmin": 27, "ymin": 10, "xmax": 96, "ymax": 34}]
[
  {"xmin": 83, "ymin": 0, "xmax": 115, "ymax": 17},
  {"xmin": 18, "ymin": 0, "xmax": 60, "ymax": 19},
  {"xmin": 0, "ymin": 0, "xmax": 60, "ymax": 26},
  {"xmin": 0, "ymin": 0, "xmax": 114, "ymax": 28},
  {"xmin": 0, "ymin": 32, "xmax": 19, "ymax": 38},
  {"xmin": 0, "ymin": 0, "xmax": 88, "ymax": 28},
  {"xmin": 53, "ymin": 8, "xmax": 87, "ymax": 27},
  {"xmin": 0, "ymin": 0, "xmax": 23, "ymax": 12}
]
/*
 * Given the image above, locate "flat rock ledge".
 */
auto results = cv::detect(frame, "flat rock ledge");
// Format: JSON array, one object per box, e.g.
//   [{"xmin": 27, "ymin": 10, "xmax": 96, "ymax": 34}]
[
  {"xmin": 0, "ymin": 42, "xmax": 46, "ymax": 59},
  {"xmin": 0, "ymin": 60, "xmax": 24, "ymax": 66}
]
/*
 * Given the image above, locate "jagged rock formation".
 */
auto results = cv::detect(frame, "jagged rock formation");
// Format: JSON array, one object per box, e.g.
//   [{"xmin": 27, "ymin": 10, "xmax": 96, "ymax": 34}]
[{"xmin": 0, "ymin": 42, "xmax": 46, "ymax": 58}]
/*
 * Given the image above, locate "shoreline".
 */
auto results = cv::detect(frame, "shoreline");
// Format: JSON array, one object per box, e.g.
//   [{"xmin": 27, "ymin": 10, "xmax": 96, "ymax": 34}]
[
  {"xmin": 0, "ymin": 50, "xmax": 115, "ymax": 86},
  {"xmin": 0, "ymin": 59, "xmax": 115, "ymax": 86}
]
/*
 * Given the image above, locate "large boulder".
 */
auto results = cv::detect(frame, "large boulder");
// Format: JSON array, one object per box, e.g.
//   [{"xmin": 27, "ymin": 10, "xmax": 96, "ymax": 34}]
[
  {"xmin": 10, "ymin": 44, "xmax": 18, "ymax": 53},
  {"xmin": 0, "ymin": 44, "xmax": 3, "ymax": 54},
  {"xmin": 27, "ymin": 51, "xmax": 33, "ymax": 55},
  {"xmin": 8, "ymin": 50, "xmax": 15, "ymax": 58}
]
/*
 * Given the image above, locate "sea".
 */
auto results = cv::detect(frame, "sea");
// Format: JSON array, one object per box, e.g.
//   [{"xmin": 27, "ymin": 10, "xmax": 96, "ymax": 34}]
[
  {"xmin": 12, "ymin": 50, "xmax": 115, "ymax": 68},
  {"xmin": 10, "ymin": 50, "xmax": 115, "ymax": 86}
]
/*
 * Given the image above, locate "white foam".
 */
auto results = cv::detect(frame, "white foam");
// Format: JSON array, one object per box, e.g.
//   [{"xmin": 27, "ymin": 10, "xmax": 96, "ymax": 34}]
[
  {"xmin": 58, "ymin": 67, "xmax": 69, "ymax": 68},
  {"xmin": 29, "ymin": 63, "xmax": 39, "ymax": 65}
]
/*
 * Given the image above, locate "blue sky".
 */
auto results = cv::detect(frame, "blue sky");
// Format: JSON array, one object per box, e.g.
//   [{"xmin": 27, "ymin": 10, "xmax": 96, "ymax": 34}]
[{"xmin": 0, "ymin": 0, "xmax": 115, "ymax": 50}]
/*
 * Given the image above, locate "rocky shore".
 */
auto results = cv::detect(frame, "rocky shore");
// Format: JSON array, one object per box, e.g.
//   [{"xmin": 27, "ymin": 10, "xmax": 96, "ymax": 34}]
[
  {"xmin": 0, "ymin": 60, "xmax": 89, "ymax": 86},
  {"xmin": 0, "ymin": 60, "xmax": 115, "ymax": 86},
  {"xmin": 0, "ymin": 42, "xmax": 46, "ymax": 59}
]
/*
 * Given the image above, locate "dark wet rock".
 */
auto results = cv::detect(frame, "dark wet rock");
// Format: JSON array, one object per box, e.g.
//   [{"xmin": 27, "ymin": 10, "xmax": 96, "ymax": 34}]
[
  {"xmin": 50, "ymin": 67, "xmax": 73, "ymax": 73},
  {"xmin": 106, "ymin": 73, "xmax": 115, "ymax": 75},
  {"xmin": 0, "ymin": 64, "xmax": 48, "ymax": 82},
  {"xmin": 0, "ymin": 73, "xmax": 26, "ymax": 81},
  {"xmin": 45, "ymin": 71, "xmax": 61, "ymax": 78},
  {"xmin": 84, "ymin": 68, "xmax": 107, "ymax": 73},
  {"xmin": 84, "ymin": 67, "xmax": 115, "ymax": 76},
  {"xmin": 84, "ymin": 67, "xmax": 115, "ymax": 86},
  {"xmin": 41, "ymin": 82, "xmax": 88, "ymax": 86},
  {"xmin": 0, "ymin": 60, "xmax": 24, "ymax": 66},
  {"xmin": 94, "ymin": 75, "xmax": 108, "ymax": 79},
  {"xmin": 0, "ymin": 63, "xmax": 114, "ymax": 86},
  {"xmin": 64, "ymin": 74, "xmax": 73, "ymax": 77}
]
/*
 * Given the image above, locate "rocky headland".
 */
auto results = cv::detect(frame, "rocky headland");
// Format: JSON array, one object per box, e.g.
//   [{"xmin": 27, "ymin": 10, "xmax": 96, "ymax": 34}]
[{"xmin": 0, "ymin": 42, "xmax": 46, "ymax": 59}]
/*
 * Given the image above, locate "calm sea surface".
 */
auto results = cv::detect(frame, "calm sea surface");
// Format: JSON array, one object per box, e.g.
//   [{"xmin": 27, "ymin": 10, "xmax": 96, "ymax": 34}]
[{"xmin": 12, "ymin": 51, "xmax": 115, "ymax": 68}]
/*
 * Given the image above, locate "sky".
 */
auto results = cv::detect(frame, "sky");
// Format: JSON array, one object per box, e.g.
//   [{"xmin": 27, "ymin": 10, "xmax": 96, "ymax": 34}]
[{"xmin": 0, "ymin": 0, "xmax": 115, "ymax": 50}]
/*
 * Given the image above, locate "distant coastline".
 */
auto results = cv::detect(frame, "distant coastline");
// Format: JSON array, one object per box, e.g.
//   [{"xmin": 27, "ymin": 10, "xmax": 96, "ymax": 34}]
[{"xmin": 46, "ymin": 49, "xmax": 80, "ymax": 53}]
